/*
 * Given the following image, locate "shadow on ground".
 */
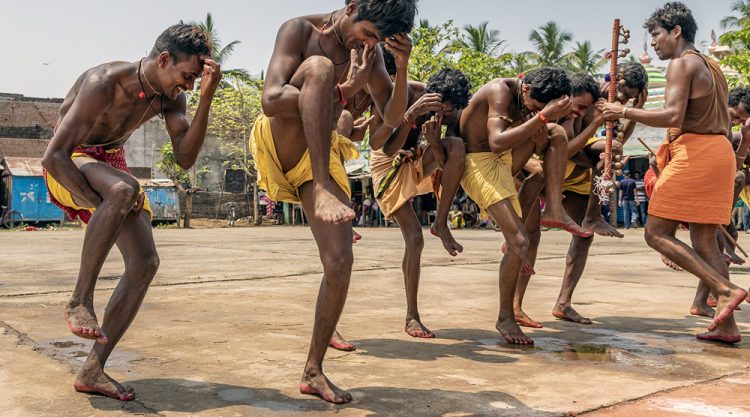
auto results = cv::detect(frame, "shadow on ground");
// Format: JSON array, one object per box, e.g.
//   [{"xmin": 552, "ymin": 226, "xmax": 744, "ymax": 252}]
[{"xmin": 88, "ymin": 378, "xmax": 559, "ymax": 417}]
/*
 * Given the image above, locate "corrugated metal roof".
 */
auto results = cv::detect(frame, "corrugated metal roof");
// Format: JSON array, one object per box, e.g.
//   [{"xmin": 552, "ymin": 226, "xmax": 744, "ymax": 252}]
[
  {"xmin": 138, "ymin": 178, "xmax": 176, "ymax": 187},
  {"xmin": 4, "ymin": 157, "xmax": 43, "ymax": 176}
]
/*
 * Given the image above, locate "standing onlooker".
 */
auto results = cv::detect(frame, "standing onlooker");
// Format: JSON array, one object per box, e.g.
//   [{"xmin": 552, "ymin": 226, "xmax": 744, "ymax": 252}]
[
  {"xmin": 733, "ymin": 198, "xmax": 745, "ymax": 231},
  {"xmin": 361, "ymin": 188, "xmax": 373, "ymax": 227},
  {"xmin": 618, "ymin": 171, "xmax": 637, "ymax": 229},
  {"xmin": 633, "ymin": 171, "xmax": 648, "ymax": 227}
]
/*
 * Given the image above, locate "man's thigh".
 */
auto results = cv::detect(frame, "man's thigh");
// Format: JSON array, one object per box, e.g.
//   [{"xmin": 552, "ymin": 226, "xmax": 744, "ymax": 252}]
[{"xmin": 72, "ymin": 157, "xmax": 139, "ymax": 207}]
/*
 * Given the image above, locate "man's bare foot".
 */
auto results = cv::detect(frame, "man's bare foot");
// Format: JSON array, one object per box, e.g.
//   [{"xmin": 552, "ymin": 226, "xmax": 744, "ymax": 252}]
[
  {"xmin": 74, "ymin": 371, "xmax": 135, "ymax": 401},
  {"xmin": 515, "ymin": 310, "xmax": 543, "ymax": 328},
  {"xmin": 540, "ymin": 211, "xmax": 593, "ymax": 237},
  {"xmin": 405, "ymin": 318, "xmax": 435, "ymax": 338},
  {"xmin": 500, "ymin": 242, "xmax": 535, "ymax": 275},
  {"xmin": 582, "ymin": 216, "xmax": 623, "ymax": 238},
  {"xmin": 689, "ymin": 303, "xmax": 715, "ymax": 318},
  {"xmin": 552, "ymin": 304, "xmax": 592, "ymax": 324},
  {"xmin": 430, "ymin": 224, "xmax": 463, "ymax": 256},
  {"xmin": 313, "ymin": 188, "xmax": 355, "ymax": 224},
  {"xmin": 708, "ymin": 288, "xmax": 748, "ymax": 331},
  {"xmin": 352, "ymin": 230, "xmax": 362, "ymax": 244},
  {"xmin": 521, "ymin": 258, "xmax": 536, "ymax": 276},
  {"xmin": 496, "ymin": 318, "xmax": 534, "ymax": 345},
  {"xmin": 64, "ymin": 302, "xmax": 108, "ymax": 345},
  {"xmin": 299, "ymin": 371, "xmax": 352, "ymax": 404},
  {"xmin": 329, "ymin": 330, "xmax": 356, "ymax": 351},
  {"xmin": 661, "ymin": 255, "xmax": 683, "ymax": 271},
  {"xmin": 724, "ymin": 251, "xmax": 745, "ymax": 265},
  {"xmin": 696, "ymin": 329, "xmax": 741, "ymax": 344}
]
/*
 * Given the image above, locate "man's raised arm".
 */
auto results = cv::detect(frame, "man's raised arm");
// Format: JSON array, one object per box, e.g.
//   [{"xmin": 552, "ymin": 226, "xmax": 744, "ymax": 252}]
[{"xmin": 165, "ymin": 58, "xmax": 222, "ymax": 169}]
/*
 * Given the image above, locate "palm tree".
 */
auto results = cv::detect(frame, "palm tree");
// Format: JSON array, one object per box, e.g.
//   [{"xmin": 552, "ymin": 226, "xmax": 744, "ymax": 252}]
[
  {"xmin": 566, "ymin": 41, "xmax": 606, "ymax": 75},
  {"xmin": 454, "ymin": 21, "xmax": 506, "ymax": 56},
  {"xmin": 721, "ymin": 0, "xmax": 750, "ymax": 30},
  {"xmin": 529, "ymin": 21, "xmax": 573, "ymax": 67},
  {"xmin": 190, "ymin": 13, "xmax": 251, "ymax": 83}
]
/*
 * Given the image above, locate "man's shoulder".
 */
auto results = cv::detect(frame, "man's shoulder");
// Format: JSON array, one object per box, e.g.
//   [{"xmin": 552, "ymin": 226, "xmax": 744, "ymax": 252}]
[
  {"xmin": 80, "ymin": 62, "xmax": 130, "ymax": 86},
  {"xmin": 276, "ymin": 16, "xmax": 314, "ymax": 43}
]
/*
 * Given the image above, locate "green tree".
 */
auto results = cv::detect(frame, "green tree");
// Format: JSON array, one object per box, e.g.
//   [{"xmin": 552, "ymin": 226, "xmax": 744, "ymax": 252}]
[
  {"xmin": 566, "ymin": 40, "xmax": 605, "ymax": 75},
  {"xmin": 190, "ymin": 13, "xmax": 251, "ymax": 84},
  {"xmin": 156, "ymin": 143, "xmax": 208, "ymax": 228},
  {"xmin": 529, "ymin": 21, "xmax": 573, "ymax": 67},
  {"xmin": 721, "ymin": 0, "xmax": 750, "ymax": 31},
  {"xmin": 408, "ymin": 21, "xmax": 458, "ymax": 82},
  {"xmin": 197, "ymin": 74, "xmax": 265, "ymax": 224},
  {"xmin": 721, "ymin": 21, "xmax": 750, "ymax": 86},
  {"xmin": 453, "ymin": 21, "xmax": 506, "ymax": 56}
]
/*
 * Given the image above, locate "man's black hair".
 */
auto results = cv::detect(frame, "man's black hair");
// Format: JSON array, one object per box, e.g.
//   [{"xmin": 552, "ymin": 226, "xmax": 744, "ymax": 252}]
[
  {"xmin": 644, "ymin": 2, "xmax": 697, "ymax": 43},
  {"xmin": 350, "ymin": 0, "xmax": 417, "ymax": 37},
  {"xmin": 382, "ymin": 46, "xmax": 397, "ymax": 76},
  {"xmin": 524, "ymin": 67, "xmax": 571, "ymax": 103},
  {"xmin": 729, "ymin": 86, "xmax": 750, "ymax": 109},
  {"xmin": 570, "ymin": 73, "xmax": 600, "ymax": 101},
  {"xmin": 618, "ymin": 62, "xmax": 649, "ymax": 91},
  {"xmin": 425, "ymin": 68, "xmax": 472, "ymax": 109},
  {"xmin": 149, "ymin": 24, "xmax": 212, "ymax": 63}
]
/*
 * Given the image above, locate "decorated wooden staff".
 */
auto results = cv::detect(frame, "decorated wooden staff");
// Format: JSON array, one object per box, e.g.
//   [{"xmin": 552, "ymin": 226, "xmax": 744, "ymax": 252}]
[{"xmin": 594, "ymin": 19, "xmax": 630, "ymax": 201}]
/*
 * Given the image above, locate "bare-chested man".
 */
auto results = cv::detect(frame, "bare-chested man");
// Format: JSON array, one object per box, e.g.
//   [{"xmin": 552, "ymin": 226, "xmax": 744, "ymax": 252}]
[
  {"xmin": 42, "ymin": 24, "xmax": 220, "ymax": 400},
  {"xmin": 514, "ymin": 67, "xmax": 648, "ymax": 328},
  {"xmin": 255, "ymin": 0, "xmax": 415, "ymax": 403},
  {"xmin": 458, "ymin": 67, "xmax": 580, "ymax": 345},
  {"xmin": 599, "ymin": 2, "xmax": 749, "ymax": 343},
  {"xmin": 367, "ymin": 67, "xmax": 470, "ymax": 337}
]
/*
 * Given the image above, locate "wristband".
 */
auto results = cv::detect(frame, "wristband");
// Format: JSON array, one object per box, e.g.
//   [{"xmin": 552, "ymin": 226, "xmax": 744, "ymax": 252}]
[
  {"xmin": 403, "ymin": 115, "xmax": 417, "ymax": 129},
  {"xmin": 538, "ymin": 112, "xmax": 548, "ymax": 124},
  {"xmin": 336, "ymin": 84, "xmax": 347, "ymax": 106},
  {"xmin": 622, "ymin": 107, "xmax": 628, "ymax": 119}
]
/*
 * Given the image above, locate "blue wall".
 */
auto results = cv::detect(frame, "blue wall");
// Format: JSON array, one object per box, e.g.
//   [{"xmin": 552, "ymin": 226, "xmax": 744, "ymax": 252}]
[{"xmin": 9, "ymin": 176, "xmax": 64, "ymax": 222}]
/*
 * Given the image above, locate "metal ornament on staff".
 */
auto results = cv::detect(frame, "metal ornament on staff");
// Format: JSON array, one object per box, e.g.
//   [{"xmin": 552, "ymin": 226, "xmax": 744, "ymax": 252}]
[{"xmin": 594, "ymin": 19, "xmax": 630, "ymax": 202}]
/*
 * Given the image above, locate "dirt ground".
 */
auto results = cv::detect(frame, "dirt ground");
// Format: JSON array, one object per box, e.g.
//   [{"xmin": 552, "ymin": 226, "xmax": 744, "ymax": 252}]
[{"xmin": 1, "ymin": 225, "xmax": 750, "ymax": 417}]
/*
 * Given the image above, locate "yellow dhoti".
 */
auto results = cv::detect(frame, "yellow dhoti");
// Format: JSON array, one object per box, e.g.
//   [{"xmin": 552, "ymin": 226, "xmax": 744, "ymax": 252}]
[
  {"xmin": 562, "ymin": 137, "xmax": 601, "ymax": 195},
  {"xmin": 370, "ymin": 144, "xmax": 434, "ymax": 219},
  {"xmin": 460, "ymin": 151, "xmax": 521, "ymax": 218},
  {"xmin": 44, "ymin": 147, "xmax": 152, "ymax": 224},
  {"xmin": 249, "ymin": 114, "xmax": 354, "ymax": 203}
]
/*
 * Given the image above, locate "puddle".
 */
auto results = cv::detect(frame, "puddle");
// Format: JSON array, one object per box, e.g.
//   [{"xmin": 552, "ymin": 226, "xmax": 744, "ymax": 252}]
[
  {"xmin": 52, "ymin": 341, "xmax": 84, "ymax": 348},
  {"xmin": 44, "ymin": 338, "xmax": 141, "ymax": 367},
  {"xmin": 218, "ymin": 387, "xmax": 255, "ymax": 402}
]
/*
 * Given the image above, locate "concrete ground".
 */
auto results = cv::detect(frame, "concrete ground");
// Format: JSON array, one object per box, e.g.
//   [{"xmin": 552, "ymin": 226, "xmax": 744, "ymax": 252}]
[{"xmin": 1, "ymin": 225, "xmax": 750, "ymax": 417}]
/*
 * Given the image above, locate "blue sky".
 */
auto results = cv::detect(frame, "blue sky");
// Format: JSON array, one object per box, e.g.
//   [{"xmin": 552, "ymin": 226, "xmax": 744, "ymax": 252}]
[{"xmin": 2, "ymin": 0, "xmax": 734, "ymax": 98}]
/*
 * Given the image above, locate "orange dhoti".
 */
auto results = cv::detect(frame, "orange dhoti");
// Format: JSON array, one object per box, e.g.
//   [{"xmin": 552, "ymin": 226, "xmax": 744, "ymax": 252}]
[{"xmin": 649, "ymin": 133, "xmax": 734, "ymax": 224}]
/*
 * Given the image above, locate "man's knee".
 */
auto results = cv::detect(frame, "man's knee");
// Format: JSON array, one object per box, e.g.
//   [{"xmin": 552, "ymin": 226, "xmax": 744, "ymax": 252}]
[
  {"xmin": 322, "ymin": 247, "xmax": 354, "ymax": 277},
  {"xmin": 404, "ymin": 229, "xmax": 424, "ymax": 252},
  {"xmin": 443, "ymin": 137, "xmax": 466, "ymax": 158},
  {"xmin": 105, "ymin": 177, "xmax": 140, "ymax": 212},
  {"xmin": 644, "ymin": 227, "xmax": 661, "ymax": 249},
  {"xmin": 507, "ymin": 230, "xmax": 530, "ymax": 254},
  {"xmin": 301, "ymin": 56, "xmax": 335, "ymax": 84},
  {"xmin": 547, "ymin": 123, "xmax": 566, "ymax": 140},
  {"xmin": 127, "ymin": 250, "xmax": 160, "ymax": 287}
]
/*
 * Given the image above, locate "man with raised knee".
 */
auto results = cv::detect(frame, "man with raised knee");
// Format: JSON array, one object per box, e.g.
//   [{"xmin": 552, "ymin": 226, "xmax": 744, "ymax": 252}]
[
  {"xmin": 255, "ymin": 0, "xmax": 416, "ymax": 403},
  {"xmin": 458, "ymin": 67, "xmax": 575, "ymax": 345}
]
